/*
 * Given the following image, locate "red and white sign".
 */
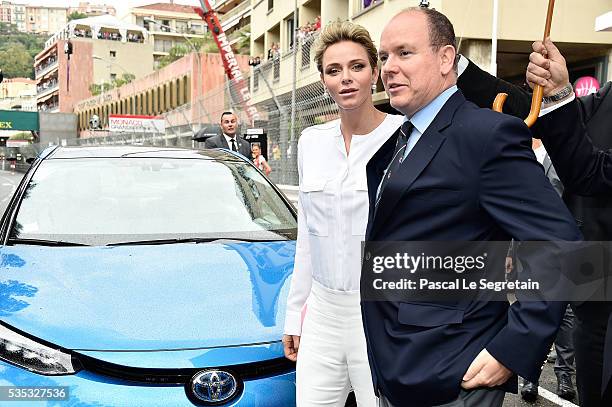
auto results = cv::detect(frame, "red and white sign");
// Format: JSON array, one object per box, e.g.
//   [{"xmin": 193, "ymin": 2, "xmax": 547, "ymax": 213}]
[
  {"xmin": 108, "ymin": 115, "xmax": 165, "ymax": 133},
  {"xmin": 574, "ymin": 76, "xmax": 600, "ymax": 97},
  {"xmin": 6, "ymin": 140, "xmax": 30, "ymax": 147}
]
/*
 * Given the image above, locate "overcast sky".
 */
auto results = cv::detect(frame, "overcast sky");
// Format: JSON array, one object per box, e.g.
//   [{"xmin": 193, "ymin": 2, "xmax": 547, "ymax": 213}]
[{"xmin": 23, "ymin": 0, "xmax": 203, "ymax": 21}]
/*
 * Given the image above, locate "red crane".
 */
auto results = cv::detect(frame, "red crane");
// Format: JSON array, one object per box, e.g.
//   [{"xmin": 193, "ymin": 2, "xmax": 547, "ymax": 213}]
[{"xmin": 194, "ymin": 0, "xmax": 261, "ymax": 124}]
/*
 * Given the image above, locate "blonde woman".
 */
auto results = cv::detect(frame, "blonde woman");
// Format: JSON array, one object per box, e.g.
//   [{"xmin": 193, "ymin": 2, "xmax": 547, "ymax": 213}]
[{"xmin": 282, "ymin": 21, "xmax": 403, "ymax": 406}]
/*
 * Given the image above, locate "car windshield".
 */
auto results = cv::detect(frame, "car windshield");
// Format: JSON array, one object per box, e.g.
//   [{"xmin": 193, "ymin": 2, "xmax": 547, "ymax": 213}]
[{"xmin": 9, "ymin": 157, "xmax": 296, "ymax": 246}]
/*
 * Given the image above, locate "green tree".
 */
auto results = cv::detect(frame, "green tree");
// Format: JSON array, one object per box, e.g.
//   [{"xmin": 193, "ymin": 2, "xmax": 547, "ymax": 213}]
[
  {"xmin": 89, "ymin": 83, "xmax": 103, "ymax": 96},
  {"xmin": 68, "ymin": 11, "xmax": 88, "ymax": 22},
  {"xmin": 0, "ymin": 26, "xmax": 46, "ymax": 79},
  {"xmin": 233, "ymin": 24, "xmax": 251, "ymax": 55},
  {"xmin": 89, "ymin": 73, "xmax": 136, "ymax": 96},
  {"xmin": 0, "ymin": 22, "xmax": 19, "ymax": 35},
  {"xmin": 235, "ymin": 32, "xmax": 250, "ymax": 55},
  {"xmin": 112, "ymin": 73, "xmax": 136, "ymax": 88},
  {"xmin": 156, "ymin": 32, "xmax": 218, "ymax": 69},
  {"xmin": 0, "ymin": 43, "xmax": 33, "ymax": 78}
]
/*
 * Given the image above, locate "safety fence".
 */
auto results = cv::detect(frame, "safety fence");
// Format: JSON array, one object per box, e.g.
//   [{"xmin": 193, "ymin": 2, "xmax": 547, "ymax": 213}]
[{"xmin": 67, "ymin": 33, "xmax": 339, "ymax": 186}]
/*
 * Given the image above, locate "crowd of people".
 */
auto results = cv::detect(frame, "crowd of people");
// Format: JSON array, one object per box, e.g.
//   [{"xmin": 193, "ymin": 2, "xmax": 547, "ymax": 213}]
[
  {"xmin": 77, "ymin": 30, "xmax": 144, "ymax": 43},
  {"xmin": 248, "ymin": 55, "xmax": 262, "ymax": 67},
  {"xmin": 36, "ymin": 78, "xmax": 58, "ymax": 94},
  {"xmin": 34, "ymin": 55, "xmax": 57, "ymax": 75},
  {"xmin": 126, "ymin": 32, "xmax": 144, "ymax": 43},
  {"xmin": 73, "ymin": 28, "xmax": 92, "ymax": 38},
  {"xmin": 38, "ymin": 99, "xmax": 58, "ymax": 111},
  {"xmin": 260, "ymin": 16, "xmax": 322, "ymax": 61},
  {"xmin": 72, "ymin": 28, "xmax": 143, "ymax": 42},
  {"xmin": 267, "ymin": 42, "xmax": 280, "ymax": 60},
  {"xmin": 296, "ymin": 15, "xmax": 321, "ymax": 43}
]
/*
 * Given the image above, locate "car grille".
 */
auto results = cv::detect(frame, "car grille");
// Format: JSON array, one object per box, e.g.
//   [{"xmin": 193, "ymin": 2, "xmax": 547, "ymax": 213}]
[{"xmin": 76, "ymin": 353, "xmax": 295, "ymax": 385}]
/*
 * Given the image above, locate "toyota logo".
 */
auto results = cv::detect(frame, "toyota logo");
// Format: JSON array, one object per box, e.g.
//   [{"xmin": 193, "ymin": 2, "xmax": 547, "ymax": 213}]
[{"xmin": 189, "ymin": 369, "xmax": 239, "ymax": 405}]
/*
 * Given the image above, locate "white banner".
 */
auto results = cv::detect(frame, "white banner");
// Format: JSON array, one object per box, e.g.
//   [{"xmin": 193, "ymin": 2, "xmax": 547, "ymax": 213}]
[
  {"xmin": 108, "ymin": 115, "xmax": 165, "ymax": 134},
  {"xmin": 6, "ymin": 140, "xmax": 30, "ymax": 147}
]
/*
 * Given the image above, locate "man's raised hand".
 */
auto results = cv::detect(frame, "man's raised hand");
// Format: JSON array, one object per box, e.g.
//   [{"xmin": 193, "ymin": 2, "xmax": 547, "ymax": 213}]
[{"xmin": 526, "ymin": 37, "xmax": 570, "ymax": 97}]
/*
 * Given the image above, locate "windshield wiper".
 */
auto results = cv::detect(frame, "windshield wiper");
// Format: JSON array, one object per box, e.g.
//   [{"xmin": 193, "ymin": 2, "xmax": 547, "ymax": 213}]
[
  {"xmin": 7, "ymin": 238, "xmax": 90, "ymax": 247},
  {"xmin": 106, "ymin": 237, "xmax": 276, "ymax": 247}
]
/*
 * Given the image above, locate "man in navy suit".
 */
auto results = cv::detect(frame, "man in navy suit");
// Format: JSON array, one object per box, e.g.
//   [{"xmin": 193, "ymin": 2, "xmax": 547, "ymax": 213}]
[{"xmin": 362, "ymin": 8, "xmax": 581, "ymax": 407}]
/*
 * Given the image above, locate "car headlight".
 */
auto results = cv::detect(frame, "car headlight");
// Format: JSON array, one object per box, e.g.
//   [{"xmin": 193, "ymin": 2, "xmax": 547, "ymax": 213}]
[{"xmin": 0, "ymin": 323, "xmax": 79, "ymax": 375}]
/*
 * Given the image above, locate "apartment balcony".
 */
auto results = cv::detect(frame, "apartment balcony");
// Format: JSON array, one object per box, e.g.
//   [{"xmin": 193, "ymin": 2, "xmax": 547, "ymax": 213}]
[
  {"xmin": 219, "ymin": 1, "xmax": 250, "ymax": 31},
  {"xmin": 148, "ymin": 28, "xmax": 204, "ymax": 38},
  {"xmin": 37, "ymin": 94, "xmax": 59, "ymax": 113},
  {"xmin": 35, "ymin": 58, "xmax": 59, "ymax": 80},
  {"xmin": 37, "ymin": 81, "xmax": 59, "ymax": 99},
  {"xmin": 214, "ymin": 0, "xmax": 246, "ymax": 14}
]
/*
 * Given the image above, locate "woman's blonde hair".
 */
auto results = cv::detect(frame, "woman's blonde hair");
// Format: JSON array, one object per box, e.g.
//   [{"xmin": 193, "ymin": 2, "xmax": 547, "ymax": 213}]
[{"xmin": 313, "ymin": 21, "xmax": 378, "ymax": 74}]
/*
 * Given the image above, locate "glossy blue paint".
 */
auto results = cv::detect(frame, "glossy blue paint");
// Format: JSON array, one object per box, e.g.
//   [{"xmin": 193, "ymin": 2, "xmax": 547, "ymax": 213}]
[
  {"xmin": 0, "ymin": 360, "xmax": 297, "ymax": 406},
  {"xmin": 0, "ymin": 242, "xmax": 295, "ymax": 356}
]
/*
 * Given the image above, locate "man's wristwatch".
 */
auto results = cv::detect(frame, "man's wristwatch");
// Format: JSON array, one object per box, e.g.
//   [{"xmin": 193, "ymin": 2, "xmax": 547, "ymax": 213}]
[{"xmin": 542, "ymin": 84, "xmax": 574, "ymax": 104}]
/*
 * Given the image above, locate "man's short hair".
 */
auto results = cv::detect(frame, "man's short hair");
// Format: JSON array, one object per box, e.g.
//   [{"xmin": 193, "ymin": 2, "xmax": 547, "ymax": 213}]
[
  {"xmin": 220, "ymin": 111, "xmax": 236, "ymax": 121},
  {"xmin": 402, "ymin": 7, "xmax": 457, "ymax": 67}
]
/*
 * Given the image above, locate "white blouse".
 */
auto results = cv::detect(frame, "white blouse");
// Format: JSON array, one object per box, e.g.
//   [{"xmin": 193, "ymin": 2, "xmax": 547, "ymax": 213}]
[{"xmin": 284, "ymin": 114, "xmax": 404, "ymax": 335}]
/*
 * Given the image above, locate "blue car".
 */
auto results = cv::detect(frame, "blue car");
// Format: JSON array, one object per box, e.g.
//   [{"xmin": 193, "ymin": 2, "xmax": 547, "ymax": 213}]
[{"xmin": 0, "ymin": 146, "xmax": 297, "ymax": 406}]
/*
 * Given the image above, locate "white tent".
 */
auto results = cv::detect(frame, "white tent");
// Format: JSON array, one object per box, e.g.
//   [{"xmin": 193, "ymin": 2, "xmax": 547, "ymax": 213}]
[{"xmin": 595, "ymin": 11, "xmax": 612, "ymax": 32}]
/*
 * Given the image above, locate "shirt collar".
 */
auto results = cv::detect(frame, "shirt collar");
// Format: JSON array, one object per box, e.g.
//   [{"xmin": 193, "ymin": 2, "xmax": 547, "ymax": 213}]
[
  {"xmin": 406, "ymin": 85, "xmax": 458, "ymax": 135},
  {"xmin": 223, "ymin": 133, "xmax": 236, "ymax": 143}
]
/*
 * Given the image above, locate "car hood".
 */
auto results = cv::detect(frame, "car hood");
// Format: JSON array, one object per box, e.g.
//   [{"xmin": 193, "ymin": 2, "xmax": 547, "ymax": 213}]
[{"xmin": 0, "ymin": 242, "xmax": 295, "ymax": 351}]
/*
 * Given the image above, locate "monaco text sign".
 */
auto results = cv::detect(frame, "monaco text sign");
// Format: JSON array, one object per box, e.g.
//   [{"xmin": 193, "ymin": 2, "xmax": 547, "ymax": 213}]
[{"xmin": 108, "ymin": 115, "xmax": 165, "ymax": 134}]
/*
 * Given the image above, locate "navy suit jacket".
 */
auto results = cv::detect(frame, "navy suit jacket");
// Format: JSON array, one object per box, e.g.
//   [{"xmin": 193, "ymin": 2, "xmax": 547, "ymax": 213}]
[{"xmin": 361, "ymin": 90, "xmax": 581, "ymax": 406}]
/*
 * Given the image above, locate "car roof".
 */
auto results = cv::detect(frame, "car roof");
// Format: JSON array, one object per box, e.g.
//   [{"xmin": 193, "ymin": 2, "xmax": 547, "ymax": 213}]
[{"xmin": 46, "ymin": 146, "xmax": 245, "ymax": 161}]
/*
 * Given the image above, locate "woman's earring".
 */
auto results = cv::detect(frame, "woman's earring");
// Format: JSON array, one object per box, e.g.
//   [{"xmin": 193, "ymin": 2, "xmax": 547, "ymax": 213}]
[
  {"xmin": 371, "ymin": 82, "xmax": 377, "ymax": 93},
  {"xmin": 323, "ymin": 87, "xmax": 329, "ymax": 98}
]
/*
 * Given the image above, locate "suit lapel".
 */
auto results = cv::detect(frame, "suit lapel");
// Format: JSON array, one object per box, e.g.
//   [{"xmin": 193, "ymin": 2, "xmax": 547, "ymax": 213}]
[
  {"xmin": 219, "ymin": 135, "xmax": 229, "ymax": 149},
  {"xmin": 366, "ymin": 129, "xmax": 401, "ymax": 239},
  {"xmin": 369, "ymin": 91, "xmax": 465, "ymax": 238}
]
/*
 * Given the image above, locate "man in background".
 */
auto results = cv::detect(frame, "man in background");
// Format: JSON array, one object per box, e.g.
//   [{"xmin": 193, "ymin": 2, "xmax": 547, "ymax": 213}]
[{"xmin": 205, "ymin": 111, "xmax": 251, "ymax": 157}]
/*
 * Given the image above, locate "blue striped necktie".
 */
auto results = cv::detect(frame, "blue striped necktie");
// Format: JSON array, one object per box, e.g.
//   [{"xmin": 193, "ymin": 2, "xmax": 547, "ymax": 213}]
[{"xmin": 375, "ymin": 120, "xmax": 413, "ymax": 208}]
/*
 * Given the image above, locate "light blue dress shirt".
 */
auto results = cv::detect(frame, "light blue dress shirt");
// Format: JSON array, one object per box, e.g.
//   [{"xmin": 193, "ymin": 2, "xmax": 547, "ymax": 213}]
[
  {"xmin": 402, "ymin": 85, "xmax": 458, "ymax": 160},
  {"xmin": 376, "ymin": 85, "xmax": 458, "ymax": 202}
]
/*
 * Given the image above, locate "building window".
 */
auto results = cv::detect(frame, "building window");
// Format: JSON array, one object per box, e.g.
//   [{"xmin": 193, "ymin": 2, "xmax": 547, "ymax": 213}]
[
  {"xmin": 358, "ymin": 0, "xmax": 381, "ymax": 13},
  {"xmin": 110, "ymin": 73, "xmax": 117, "ymax": 81},
  {"xmin": 268, "ymin": 0, "xmax": 273, "ymax": 12},
  {"xmin": 176, "ymin": 20, "xmax": 187, "ymax": 33},
  {"xmin": 286, "ymin": 16, "xmax": 295, "ymax": 50},
  {"xmin": 109, "ymin": 50, "xmax": 116, "ymax": 58},
  {"xmin": 190, "ymin": 23, "xmax": 203, "ymax": 34}
]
